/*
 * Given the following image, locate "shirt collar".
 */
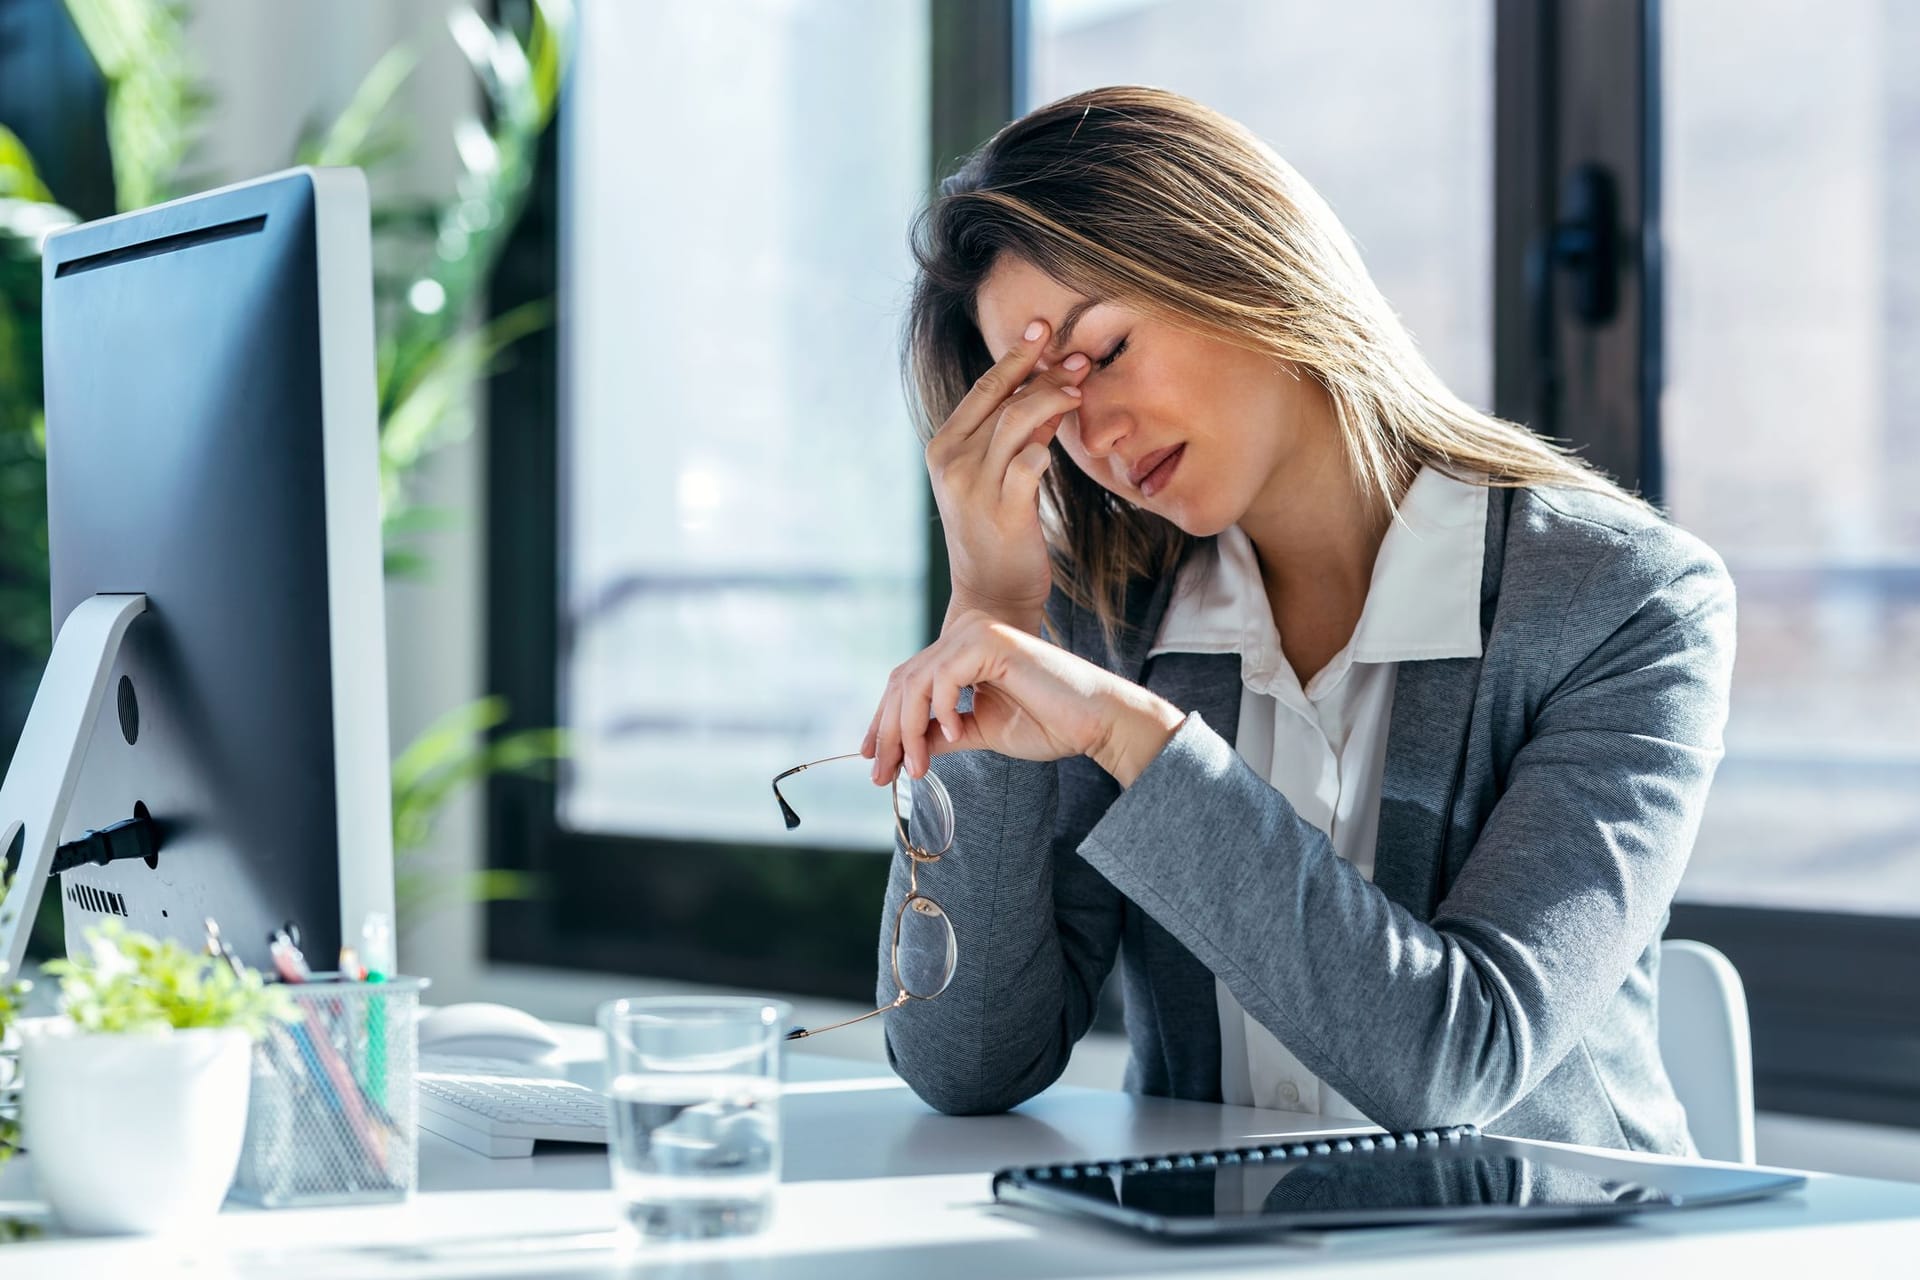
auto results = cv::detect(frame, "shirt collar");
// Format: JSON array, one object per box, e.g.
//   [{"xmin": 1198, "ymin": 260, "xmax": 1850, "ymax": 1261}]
[
  {"xmin": 1148, "ymin": 466, "xmax": 1487, "ymax": 669},
  {"xmin": 1349, "ymin": 466, "xmax": 1487, "ymax": 662}
]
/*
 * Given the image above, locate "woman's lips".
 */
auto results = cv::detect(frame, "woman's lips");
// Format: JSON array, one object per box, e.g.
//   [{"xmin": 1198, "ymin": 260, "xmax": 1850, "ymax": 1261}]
[{"xmin": 1139, "ymin": 444, "xmax": 1185, "ymax": 498}]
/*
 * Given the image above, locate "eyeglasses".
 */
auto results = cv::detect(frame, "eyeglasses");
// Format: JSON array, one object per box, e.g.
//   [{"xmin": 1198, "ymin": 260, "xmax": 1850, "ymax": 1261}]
[{"xmin": 771, "ymin": 753, "xmax": 956, "ymax": 1041}]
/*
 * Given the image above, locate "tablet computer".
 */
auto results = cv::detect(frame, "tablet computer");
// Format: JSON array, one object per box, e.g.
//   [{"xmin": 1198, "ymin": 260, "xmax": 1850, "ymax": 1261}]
[{"xmin": 990, "ymin": 1126, "xmax": 1805, "ymax": 1239}]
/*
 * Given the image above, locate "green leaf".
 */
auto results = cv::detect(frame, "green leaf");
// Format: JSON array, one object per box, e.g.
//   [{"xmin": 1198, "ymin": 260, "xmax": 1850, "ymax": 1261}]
[
  {"xmin": 382, "ymin": 546, "xmax": 433, "ymax": 579},
  {"xmin": 371, "ymin": 201, "xmax": 444, "ymax": 236},
  {"xmin": 0, "ymin": 126, "xmax": 55, "ymax": 204},
  {"xmin": 63, "ymin": 0, "xmax": 212, "ymax": 212},
  {"xmin": 527, "ymin": 0, "xmax": 576, "ymax": 112},
  {"xmin": 382, "ymin": 503, "xmax": 461, "ymax": 540},
  {"xmin": 390, "ymin": 697, "xmax": 568, "ymax": 855},
  {"xmin": 464, "ymin": 868, "xmax": 541, "ymax": 901},
  {"xmin": 42, "ymin": 920, "xmax": 296, "ymax": 1038},
  {"xmin": 448, "ymin": 7, "xmax": 533, "ymax": 131},
  {"xmin": 379, "ymin": 298, "xmax": 551, "ymax": 485},
  {"xmin": 306, "ymin": 45, "xmax": 418, "ymax": 169},
  {"xmin": 392, "ymin": 696, "xmax": 512, "ymax": 796}
]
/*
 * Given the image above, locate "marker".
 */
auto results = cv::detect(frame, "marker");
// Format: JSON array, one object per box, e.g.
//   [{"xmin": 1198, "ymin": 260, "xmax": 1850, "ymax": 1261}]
[
  {"xmin": 359, "ymin": 910, "xmax": 393, "ymax": 981},
  {"xmin": 269, "ymin": 927, "xmax": 311, "ymax": 984},
  {"xmin": 359, "ymin": 909, "xmax": 395, "ymax": 1110}
]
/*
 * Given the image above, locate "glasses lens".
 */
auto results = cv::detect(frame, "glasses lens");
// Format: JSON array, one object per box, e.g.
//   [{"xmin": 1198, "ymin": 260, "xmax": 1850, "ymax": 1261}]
[
  {"xmin": 895, "ymin": 895, "xmax": 957, "ymax": 998},
  {"xmin": 891, "ymin": 770, "xmax": 954, "ymax": 858}
]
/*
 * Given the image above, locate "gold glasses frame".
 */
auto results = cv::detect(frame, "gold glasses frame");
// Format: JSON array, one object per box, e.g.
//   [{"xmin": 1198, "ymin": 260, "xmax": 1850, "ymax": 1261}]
[{"xmin": 771, "ymin": 753, "xmax": 956, "ymax": 1041}]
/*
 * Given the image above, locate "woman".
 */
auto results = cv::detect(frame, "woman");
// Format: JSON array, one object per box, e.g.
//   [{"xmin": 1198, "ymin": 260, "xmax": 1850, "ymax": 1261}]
[{"xmin": 860, "ymin": 86, "xmax": 1734, "ymax": 1155}]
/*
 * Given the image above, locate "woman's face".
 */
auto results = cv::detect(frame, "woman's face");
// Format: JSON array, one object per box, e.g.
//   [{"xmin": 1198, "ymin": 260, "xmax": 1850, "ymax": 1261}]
[{"xmin": 973, "ymin": 254, "xmax": 1335, "ymax": 538}]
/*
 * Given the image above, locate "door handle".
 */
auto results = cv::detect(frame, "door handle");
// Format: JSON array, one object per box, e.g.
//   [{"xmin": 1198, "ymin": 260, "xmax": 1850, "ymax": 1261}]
[{"xmin": 1526, "ymin": 163, "xmax": 1621, "ymax": 422}]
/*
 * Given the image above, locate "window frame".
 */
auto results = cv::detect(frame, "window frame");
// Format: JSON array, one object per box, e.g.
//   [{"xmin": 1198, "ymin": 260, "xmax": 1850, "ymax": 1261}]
[{"xmin": 486, "ymin": 0, "xmax": 1920, "ymax": 1126}]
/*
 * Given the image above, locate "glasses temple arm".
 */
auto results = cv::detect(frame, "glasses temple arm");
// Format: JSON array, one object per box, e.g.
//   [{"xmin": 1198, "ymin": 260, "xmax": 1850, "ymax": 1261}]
[
  {"xmin": 772, "ymin": 752, "xmax": 868, "ymax": 787},
  {"xmin": 784, "ymin": 989, "xmax": 909, "ymax": 1041},
  {"xmin": 773, "ymin": 752, "xmax": 877, "ymax": 830}
]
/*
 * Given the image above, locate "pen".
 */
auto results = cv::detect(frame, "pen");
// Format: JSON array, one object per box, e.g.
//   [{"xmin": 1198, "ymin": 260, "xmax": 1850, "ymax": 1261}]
[
  {"xmin": 269, "ymin": 923, "xmax": 389, "ymax": 1178},
  {"xmin": 204, "ymin": 917, "xmax": 245, "ymax": 979},
  {"xmin": 287, "ymin": 1012, "xmax": 386, "ymax": 1185}
]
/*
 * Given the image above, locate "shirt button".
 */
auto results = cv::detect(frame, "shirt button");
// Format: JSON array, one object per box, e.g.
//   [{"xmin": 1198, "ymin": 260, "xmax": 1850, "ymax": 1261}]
[{"xmin": 1278, "ymin": 1081, "xmax": 1301, "ymax": 1106}]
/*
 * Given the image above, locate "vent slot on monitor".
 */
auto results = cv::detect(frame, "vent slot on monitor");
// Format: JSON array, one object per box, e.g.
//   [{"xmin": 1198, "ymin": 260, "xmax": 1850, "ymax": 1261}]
[
  {"xmin": 55, "ymin": 214, "xmax": 269, "ymax": 278},
  {"xmin": 66, "ymin": 881, "xmax": 129, "ymax": 917}
]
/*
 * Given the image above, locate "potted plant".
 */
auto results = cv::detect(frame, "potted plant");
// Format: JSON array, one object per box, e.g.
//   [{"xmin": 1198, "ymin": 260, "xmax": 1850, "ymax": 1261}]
[
  {"xmin": 18, "ymin": 921, "xmax": 292, "ymax": 1235},
  {"xmin": 0, "ymin": 0, "xmax": 573, "ymax": 954}
]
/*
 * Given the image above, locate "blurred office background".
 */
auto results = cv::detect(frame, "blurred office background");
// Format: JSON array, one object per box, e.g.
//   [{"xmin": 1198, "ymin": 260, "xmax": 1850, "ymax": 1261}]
[{"xmin": 1, "ymin": 0, "xmax": 1915, "ymax": 1180}]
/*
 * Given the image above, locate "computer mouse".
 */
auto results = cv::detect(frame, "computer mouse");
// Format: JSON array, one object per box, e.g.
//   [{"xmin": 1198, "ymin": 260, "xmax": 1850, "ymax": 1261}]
[{"xmin": 417, "ymin": 1002, "xmax": 564, "ymax": 1062}]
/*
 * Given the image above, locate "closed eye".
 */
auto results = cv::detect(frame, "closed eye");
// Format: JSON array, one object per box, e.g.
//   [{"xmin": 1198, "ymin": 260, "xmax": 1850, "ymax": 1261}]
[{"xmin": 1094, "ymin": 337, "xmax": 1128, "ymax": 371}]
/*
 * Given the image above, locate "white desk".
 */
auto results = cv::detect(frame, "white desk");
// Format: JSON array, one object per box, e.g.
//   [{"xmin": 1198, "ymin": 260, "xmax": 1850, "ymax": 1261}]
[{"xmin": 4, "ymin": 1033, "xmax": 1919, "ymax": 1277}]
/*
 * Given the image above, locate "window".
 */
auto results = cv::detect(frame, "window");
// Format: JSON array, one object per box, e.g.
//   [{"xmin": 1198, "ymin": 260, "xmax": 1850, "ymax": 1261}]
[
  {"xmin": 1658, "ymin": 0, "xmax": 1920, "ymax": 1128},
  {"xmin": 487, "ymin": 0, "xmax": 945, "ymax": 996},
  {"xmin": 1661, "ymin": 0, "xmax": 1920, "ymax": 916},
  {"xmin": 1029, "ymin": 0, "xmax": 1495, "ymax": 410},
  {"xmin": 559, "ymin": 1, "xmax": 931, "ymax": 850},
  {"xmin": 488, "ymin": 0, "xmax": 1920, "ymax": 1124}
]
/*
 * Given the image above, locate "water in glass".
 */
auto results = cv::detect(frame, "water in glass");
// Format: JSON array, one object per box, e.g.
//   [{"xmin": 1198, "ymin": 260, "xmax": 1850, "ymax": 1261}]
[
  {"xmin": 599, "ymin": 996, "xmax": 788, "ymax": 1241},
  {"xmin": 608, "ymin": 1070, "xmax": 780, "ymax": 1238}
]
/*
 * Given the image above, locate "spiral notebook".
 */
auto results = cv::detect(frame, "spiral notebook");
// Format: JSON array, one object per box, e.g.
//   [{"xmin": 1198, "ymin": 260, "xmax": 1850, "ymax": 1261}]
[{"xmin": 991, "ymin": 1124, "xmax": 1806, "ymax": 1240}]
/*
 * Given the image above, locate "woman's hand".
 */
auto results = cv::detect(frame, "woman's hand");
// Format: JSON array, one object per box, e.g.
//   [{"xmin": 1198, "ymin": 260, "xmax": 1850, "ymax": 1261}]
[
  {"xmin": 926, "ymin": 319, "xmax": 1092, "ymax": 636},
  {"xmin": 861, "ymin": 609, "xmax": 1188, "ymax": 789}
]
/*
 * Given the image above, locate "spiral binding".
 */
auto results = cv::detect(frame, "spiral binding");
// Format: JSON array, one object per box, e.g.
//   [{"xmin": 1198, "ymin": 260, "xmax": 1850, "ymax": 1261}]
[{"xmin": 990, "ymin": 1123, "xmax": 1482, "ymax": 1192}]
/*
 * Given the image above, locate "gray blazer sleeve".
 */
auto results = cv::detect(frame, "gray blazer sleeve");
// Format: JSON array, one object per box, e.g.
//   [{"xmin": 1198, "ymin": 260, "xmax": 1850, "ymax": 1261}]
[
  {"xmin": 879, "ymin": 744, "xmax": 1128, "ymax": 1113},
  {"xmin": 1075, "ymin": 538, "xmax": 1736, "ymax": 1132},
  {"xmin": 878, "ymin": 595, "xmax": 1128, "ymax": 1115}
]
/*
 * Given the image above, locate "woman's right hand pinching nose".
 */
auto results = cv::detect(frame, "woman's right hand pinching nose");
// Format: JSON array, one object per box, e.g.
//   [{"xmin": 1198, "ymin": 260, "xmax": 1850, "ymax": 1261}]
[{"xmin": 925, "ymin": 318, "xmax": 1091, "ymax": 638}]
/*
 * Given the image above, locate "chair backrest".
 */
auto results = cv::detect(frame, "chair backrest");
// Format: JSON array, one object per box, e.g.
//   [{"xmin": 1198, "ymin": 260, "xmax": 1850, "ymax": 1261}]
[{"xmin": 1656, "ymin": 938, "xmax": 1756, "ymax": 1163}]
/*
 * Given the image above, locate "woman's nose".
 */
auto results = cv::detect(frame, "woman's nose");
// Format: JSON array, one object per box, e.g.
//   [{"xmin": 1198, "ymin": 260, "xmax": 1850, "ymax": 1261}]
[{"xmin": 1072, "ymin": 401, "xmax": 1128, "ymax": 463}]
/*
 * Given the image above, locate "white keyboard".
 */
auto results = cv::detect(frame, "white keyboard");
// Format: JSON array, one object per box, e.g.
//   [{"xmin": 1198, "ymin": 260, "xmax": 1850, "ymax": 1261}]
[{"xmin": 416, "ymin": 1055, "xmax": 609, "ymax": 1158}]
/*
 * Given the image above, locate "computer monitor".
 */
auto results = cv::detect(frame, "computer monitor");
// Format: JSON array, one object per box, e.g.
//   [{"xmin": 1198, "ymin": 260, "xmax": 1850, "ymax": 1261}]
[{"xmin": 0, "ymin": 167, "xmax": 393, "ymax": 976}]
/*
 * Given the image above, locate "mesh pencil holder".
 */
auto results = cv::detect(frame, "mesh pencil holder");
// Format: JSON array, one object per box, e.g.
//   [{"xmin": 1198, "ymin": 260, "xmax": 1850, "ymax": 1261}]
[{"xmin": 230, "ymin": 975, "xmax": 428, "ymax": 1208}]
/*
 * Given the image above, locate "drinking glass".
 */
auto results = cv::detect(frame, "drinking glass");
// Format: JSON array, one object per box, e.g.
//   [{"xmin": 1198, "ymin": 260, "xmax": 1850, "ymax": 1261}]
[{"xmin": 598, "ymin": 996, "xmax": 791, "ymax": 1240}]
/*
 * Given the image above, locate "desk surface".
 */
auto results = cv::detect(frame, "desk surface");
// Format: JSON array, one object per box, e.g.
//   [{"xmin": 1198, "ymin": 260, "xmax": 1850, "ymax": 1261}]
[{"xmin": 4, "ymin": 1037, "xmax": 1919, "ymax": 1277}]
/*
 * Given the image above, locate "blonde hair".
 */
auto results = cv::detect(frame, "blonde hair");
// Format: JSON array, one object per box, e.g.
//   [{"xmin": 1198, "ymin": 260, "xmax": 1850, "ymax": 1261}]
[{"xmin": 903, "ymin": 85, "xmax": 1640, "ymax": 662}]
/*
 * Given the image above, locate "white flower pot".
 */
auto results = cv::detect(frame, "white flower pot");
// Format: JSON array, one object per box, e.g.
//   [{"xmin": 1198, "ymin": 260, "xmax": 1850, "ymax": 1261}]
[{"xmin": 20, "ymin": 1023, "xmax": 252, "ymax": 1235}]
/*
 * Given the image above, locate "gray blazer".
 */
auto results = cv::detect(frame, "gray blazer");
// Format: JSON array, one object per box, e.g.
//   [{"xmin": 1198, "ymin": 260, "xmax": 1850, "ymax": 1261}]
[{"xmin": 878, "ymin": 482, "xmax": 1737, "ymax": 1155}]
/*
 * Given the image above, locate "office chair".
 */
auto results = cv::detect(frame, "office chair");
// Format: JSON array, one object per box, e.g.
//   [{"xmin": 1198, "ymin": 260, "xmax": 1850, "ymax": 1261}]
[{"xmin": 1657, "ymin": 938, "xmax": 1757, "ymax": 1163}]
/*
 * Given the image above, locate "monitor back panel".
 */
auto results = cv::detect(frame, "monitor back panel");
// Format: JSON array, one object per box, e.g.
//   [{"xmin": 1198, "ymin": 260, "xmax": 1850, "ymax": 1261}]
[{"xmin": 42, "ymin": 174, "xmax": 346, "ymax": 970}]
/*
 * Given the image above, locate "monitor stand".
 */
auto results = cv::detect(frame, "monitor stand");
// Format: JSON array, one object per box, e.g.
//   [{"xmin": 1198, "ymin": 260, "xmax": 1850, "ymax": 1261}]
[{"xmin": 0, "ymin": 594, "xmax": 147, "ymax": 979}]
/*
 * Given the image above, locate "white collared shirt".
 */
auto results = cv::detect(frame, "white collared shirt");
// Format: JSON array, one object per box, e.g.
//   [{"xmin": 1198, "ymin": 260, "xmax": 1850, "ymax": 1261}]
[{"xmin": 1146, "ymin": 466, "xmax": 1488, "ymax": 1119}]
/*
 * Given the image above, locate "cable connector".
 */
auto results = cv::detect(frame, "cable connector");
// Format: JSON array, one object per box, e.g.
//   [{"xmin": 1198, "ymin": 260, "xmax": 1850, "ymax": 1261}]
[{"xmin": 50, "ymin": 814, "xmax": 161, "ymax": 877}]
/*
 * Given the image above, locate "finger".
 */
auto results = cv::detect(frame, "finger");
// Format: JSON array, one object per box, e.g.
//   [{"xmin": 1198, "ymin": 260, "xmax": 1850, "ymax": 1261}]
[
  {"xmin": 982, "ymin": 381, "xmax": 1082, "ymax": 483},
  {"xmin": 933, "ymin": 319, "xmax": 1051, "ymax": 447},
  {"xmin": 898, "ymin": 667, "xmax": 935, "ymax": 779},
  {"xmin": 1002, "ymin": 438, "xmax": 1056, "ymax": 506},
  {"xmin": 925, "ymin": 714, "xmax": 976, "ymax": 761},
  {"xmin": 1010, "ymin": 347, "xmax": 1088, "ymax": 400},
  {"xmin": 871, "ymin": 673, "xmax": 905, "ymax": 785},
  {"xmin": 988, "ymin": 350, "xmax": 1090, "ymax": 472},
  {"xmin": 927, "ymin": 668, "xmax": 967, "ymax": 755},
  {"xmin": 923, "ymin": 619, "xmax": 1010, "ymax": 760}
]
